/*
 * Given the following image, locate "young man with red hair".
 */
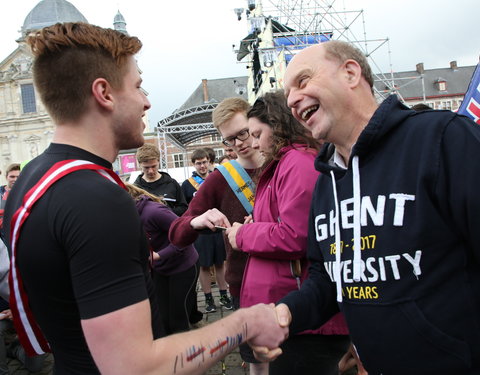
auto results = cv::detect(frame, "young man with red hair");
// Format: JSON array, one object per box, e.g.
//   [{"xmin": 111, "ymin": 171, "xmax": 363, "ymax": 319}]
[{"xmin": 4, "ymin": 22, "xmax": 286, "ymax": 375}]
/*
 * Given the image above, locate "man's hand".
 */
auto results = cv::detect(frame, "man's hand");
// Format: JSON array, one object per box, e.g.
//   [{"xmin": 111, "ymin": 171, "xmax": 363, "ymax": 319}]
[
  {"xmin": 225, "ymin": 222, "xmax": 243, "ymax": 250},
  {"xmin": 248, "ymin": 303, "xmax": 291, "ymax": 362},
  {"xmin": 150, "ymin": 252, "xmax": 160, "ymax": 262},
  {"xmin": 274, "ymin": 303, "xmax": 292, "ymax": 327},
  {"xmin": 247, "ymin": 303, "xmax": 289, "ymax": 347},
  {"xmin": 190, "ymin": 209, "xmax": 231, "ymax": 231},
  {"xmin": 0, "ymin": 309, "xmax": 12, "ymax": 320}
]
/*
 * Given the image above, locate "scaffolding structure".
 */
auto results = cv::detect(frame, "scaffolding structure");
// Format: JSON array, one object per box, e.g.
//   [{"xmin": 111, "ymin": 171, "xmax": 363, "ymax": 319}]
[
  {"xmin": 156, "ymin": 103, "xmax": 219, "ymax": 171},
  {"xmin": 234, "ymin": 0, "xmax": 409, "ymax": 102},
  {"xmin": 156, "ymin": 0, "xmax": 420, "ymax": 170}
]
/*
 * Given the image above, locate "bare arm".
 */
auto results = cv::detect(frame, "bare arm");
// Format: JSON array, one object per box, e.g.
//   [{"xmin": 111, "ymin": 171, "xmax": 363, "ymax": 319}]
[{"xmin": 82, "ymin": 300, "xmax": 288, "ymax": 375}]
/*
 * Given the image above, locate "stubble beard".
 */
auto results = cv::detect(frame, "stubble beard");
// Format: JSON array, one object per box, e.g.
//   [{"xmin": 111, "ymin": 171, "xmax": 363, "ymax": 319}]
[{"xmin": 114, "ymin": 124, "xmax": 145, "ymax": 151}]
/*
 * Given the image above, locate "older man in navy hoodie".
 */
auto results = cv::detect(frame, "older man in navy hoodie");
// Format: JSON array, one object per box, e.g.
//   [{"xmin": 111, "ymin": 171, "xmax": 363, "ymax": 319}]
[{"xmin": 263, "ymin": 40, "xmax": 480, "ymax": 375}]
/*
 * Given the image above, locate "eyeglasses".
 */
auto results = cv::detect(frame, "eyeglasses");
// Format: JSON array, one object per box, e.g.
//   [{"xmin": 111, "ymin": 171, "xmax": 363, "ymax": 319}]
[
  {"xmin": 194, "ymin": 160, "xmax": 209, "ymax": 167},
  {"xmin": 222, "ymin": 129, "xmax": 250, "ymax": 147}
]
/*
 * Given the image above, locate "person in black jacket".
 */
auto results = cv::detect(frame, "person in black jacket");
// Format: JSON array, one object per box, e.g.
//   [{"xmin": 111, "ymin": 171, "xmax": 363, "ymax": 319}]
[
  {"xmin": 134, "ymin": 143, "xmax": 188, "ymax": 216},
  {"xmin": 256, "ymin": 40, "xmax": 480, "ymax": 375},
  {"xmin": 181, "ymin": 149, "xmax": 233, "ymax": 314}
]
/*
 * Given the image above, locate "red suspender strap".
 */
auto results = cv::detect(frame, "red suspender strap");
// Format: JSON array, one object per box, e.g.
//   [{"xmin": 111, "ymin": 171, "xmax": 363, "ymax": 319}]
[{"xmin": 8, "ymin": 159, "xmax": 125, "ymax": 356}]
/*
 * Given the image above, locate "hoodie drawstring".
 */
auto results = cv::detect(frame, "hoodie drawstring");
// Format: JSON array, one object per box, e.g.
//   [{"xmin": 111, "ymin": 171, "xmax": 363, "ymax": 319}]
[
  {"xmin": 331, "ymin": 155, "xmax": 362, "ymax": 303},
  {"xmin": 352, "ymin": 156, "xmax": 362, "ymax": 282},
  {"xmin": 330, "ymin": 170, "xmax": 343, "ymax": 302}
]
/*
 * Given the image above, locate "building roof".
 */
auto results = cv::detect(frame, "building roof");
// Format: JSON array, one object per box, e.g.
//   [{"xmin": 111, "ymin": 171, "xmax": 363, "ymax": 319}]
[
  {"xmin": 113, "ymin": 10, "xmax": 128, "ymax": 34},
  {"xmin": 374, "ymin": 64, "xmax": 476, "ymax": 100},
  {"xmin": 158, "ymin": 76, "xmax": 248, "ymax": 148},
  {"xmin": 178, "ymin": 76, "xmax": 248, "ymax": 111},
  {"xmin": 114, "ymin": 11, "xmax": 126, "ymax": 24},
  {"xmin": 159, "ymin": 63, "xmax": 476, "ymax": 148},
  {"xmin": 22, "ymin": 0, "xmax": 88, "ymax": 36}
]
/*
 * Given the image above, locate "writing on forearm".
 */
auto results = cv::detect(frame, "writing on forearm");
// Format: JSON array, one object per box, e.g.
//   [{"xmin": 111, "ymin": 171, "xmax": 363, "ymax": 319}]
[{"xmin": 173, "ymin": 323, "xmax": 248, "ymax": 373}]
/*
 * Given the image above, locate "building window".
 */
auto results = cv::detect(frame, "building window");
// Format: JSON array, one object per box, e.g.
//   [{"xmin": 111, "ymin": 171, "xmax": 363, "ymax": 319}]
[
  {"xmin": 211, "ymin": 133, "xmax": 222, "ymax": 142},
  {"xmin": 437, "ymin": 80, "xmax": 446, "ymax": 91},
  {"xmin": 173, "ymin": 153, "xmax": 184, "ymax": 168},
  {"xmin": 21, "ymin": 84, "xmax": 36, "ymax": 113},
  {"xmin": 193, "ymin": 137, "xmax": 206, "ymax": 145},
  {"xmin": 214, "ymin": 148, "xmax": 223, "ymax": 161},
  {"xmin": 440, "ymin": 101, "xmax": 452, "ymax": 110}
]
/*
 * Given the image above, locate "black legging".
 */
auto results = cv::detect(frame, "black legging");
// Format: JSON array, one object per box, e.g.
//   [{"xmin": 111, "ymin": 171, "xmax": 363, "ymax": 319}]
[{"xmin": 152, "ymin": 263, "xmax": 199, "ymax": 335}]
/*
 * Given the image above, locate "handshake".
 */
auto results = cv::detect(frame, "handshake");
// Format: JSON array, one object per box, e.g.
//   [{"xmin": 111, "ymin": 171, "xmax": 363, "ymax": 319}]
[
  {"xmin": 245, "ymin": 303, "xmax": 367, "ymax": 374},
  {"xmin": 245, "ymin": 303, "xmax": 292, "ymax": 362}
]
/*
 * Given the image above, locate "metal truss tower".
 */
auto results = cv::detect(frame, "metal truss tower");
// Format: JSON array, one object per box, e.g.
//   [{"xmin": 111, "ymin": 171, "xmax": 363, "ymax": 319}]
[
  {"xmin": 156, "ymin": 0, "xmax": 419, "ymax": 171},
  {"xmin": 234, "ymin": 0, "xmax": 411, "ymax": 103},
  {"xmin": 156, "ymin": 103, "xmax": 219, "ymax": 171}
]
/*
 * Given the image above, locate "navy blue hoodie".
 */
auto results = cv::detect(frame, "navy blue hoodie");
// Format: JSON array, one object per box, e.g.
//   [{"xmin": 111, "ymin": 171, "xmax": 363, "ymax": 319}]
[{"xmin": 281, "ymin": 95, "xmax": 480, "ymax": 374}]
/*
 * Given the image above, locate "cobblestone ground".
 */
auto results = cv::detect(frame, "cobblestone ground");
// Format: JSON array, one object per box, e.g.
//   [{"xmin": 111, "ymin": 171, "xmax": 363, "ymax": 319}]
[{"xmin": 7, "ymin": 284, "xmax": 249, "ymax": 374}]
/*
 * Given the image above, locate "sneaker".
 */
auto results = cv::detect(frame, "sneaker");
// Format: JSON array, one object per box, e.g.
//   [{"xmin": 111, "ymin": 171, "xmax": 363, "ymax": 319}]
[
  {"xmin": 205, "ymin": 297, "xmax": 217, "ymax": 313},
  {"xmin": 219, "ymin": 294, "xmax": 233, "ymax": 310}
]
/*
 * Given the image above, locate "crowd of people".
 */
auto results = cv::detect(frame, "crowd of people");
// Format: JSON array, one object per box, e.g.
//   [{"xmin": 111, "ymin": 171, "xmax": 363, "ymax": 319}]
[{"xmin": 0, "ymin": 20, "xmax": 479, "ymax": 375}]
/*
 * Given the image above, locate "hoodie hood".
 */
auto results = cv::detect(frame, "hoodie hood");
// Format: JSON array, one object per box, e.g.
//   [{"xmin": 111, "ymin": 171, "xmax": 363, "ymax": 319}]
[
  {"xmin": 280, "ymin": 96, "xmax": 480, "ymax": 373},
  {"xmin": 315, "ymin": 95, "xmax": 412, "ymax": 176},
  {"xmin": 191, "ymin": 171, "xmax": 205, "ymax": 179},
  {"xmin": 134, "ymin": 171, "xmax": 176, "ymax": 190}
]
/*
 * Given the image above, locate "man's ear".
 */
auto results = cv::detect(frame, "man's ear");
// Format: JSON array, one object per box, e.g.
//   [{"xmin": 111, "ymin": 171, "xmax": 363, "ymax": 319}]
[
  {"xmin": 91, "ymin": 78, "xmax": 114, "ymax": 111},
  {"xmin": 343, "ymin": 59, "xmax": 362, "ymax": 88}
]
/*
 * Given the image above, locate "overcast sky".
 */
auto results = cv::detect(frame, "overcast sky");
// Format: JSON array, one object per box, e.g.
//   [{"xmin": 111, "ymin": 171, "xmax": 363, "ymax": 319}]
[{"xmin": 1, "ymin": 0, "xmax": 479, "ymax": 129}]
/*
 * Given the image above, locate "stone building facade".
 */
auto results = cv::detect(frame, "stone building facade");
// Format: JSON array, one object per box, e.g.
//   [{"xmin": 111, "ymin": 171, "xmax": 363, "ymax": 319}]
[
  {"xmin": 0, "ymin": 0, "xmax": 145, "ymax": 177},
  {"xmin": 0, "ymin": 0, "xmax": 91, "ymax": 174}
]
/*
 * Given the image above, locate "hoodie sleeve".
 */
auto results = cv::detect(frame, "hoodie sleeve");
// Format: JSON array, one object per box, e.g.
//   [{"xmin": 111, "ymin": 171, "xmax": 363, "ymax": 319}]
[
  {"xmin": 236, "ymin": 150, "xmax": 319, "ymax": 260},
  {"xmin": 171, "ymin": 180, "xmax": 188, "ymax": 216},
  {"xmin": 438, "ymin": 114, "xmax": 480, "ymax": 264}
]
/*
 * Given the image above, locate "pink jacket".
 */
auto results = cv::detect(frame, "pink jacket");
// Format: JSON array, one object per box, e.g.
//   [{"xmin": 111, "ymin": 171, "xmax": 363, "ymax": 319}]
[{"xmin": 236, "ymin": 145, "xmax": 348, "ymax": 335}]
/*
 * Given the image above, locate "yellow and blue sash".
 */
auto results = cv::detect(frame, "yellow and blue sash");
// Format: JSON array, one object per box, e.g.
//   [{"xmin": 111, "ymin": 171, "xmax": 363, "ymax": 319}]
[{"xmin": 216, "ymin": 160, "xmax": 255, "ymax": 215}]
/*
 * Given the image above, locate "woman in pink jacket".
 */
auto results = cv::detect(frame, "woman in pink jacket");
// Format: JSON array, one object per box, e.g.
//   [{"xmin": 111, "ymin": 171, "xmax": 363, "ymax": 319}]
[{"xmin": 227, "ymin": 90, "xmax": 349, "ymax": 375}]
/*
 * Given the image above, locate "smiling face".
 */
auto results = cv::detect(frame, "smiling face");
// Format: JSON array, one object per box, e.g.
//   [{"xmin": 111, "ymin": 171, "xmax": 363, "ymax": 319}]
[
  {"xmin": 248, "ymin": 117, "xmax": 274, "ymax": 157},
  {"xmin": 111, "ymin": 56, "xmax": 151, "ymax": 150},
  {"xmin": 284, "ymin": 44, "xmax": 347, "ymax": 142}
]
